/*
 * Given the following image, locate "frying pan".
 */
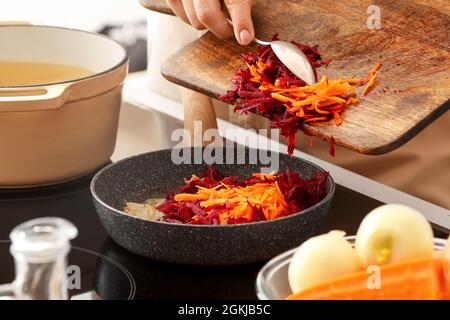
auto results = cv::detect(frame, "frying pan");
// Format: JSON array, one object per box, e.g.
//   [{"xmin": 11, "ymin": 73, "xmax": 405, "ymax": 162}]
[{"xmin": 91, "ymin": 147, "xmax": 335, "ymax": 265}]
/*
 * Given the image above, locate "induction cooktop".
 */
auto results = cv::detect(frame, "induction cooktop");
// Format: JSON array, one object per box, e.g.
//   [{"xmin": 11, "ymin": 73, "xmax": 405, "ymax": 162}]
[{"xmin": 0, "ymin": 166, "xmax": 447, "ymax": 300}]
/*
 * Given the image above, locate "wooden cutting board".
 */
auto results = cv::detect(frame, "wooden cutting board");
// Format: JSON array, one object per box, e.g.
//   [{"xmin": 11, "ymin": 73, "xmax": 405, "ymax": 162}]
[{"xmin": 142, "ymin": 0, "xmax": 450, "ymax": 155}]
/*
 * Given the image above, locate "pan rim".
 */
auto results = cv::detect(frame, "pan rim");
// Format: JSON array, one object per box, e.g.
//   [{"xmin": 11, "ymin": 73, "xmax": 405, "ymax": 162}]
[{"xmin": 90, "ymin": 147, "xmax": 335, "ymax": 228}]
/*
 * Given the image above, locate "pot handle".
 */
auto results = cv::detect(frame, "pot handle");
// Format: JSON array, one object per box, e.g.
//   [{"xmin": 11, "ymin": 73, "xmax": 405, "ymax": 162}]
[{"xmin": 0, "ymin": 84, "xmax": 70, "ymax": 112}]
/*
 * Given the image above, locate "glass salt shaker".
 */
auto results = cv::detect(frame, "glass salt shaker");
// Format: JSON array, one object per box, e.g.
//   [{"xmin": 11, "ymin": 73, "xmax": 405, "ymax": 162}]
[{"xmin": 0, "ymin": 217, "xmax": 78, "ymax": 300}]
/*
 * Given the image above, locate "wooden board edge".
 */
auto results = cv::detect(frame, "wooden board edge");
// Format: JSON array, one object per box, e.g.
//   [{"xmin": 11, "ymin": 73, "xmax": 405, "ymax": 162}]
[
  {"xmin": 302, "ymin": 100, "xmax": 449, "ymax": 155},
  {"xmin": 161, "ymin": 69, "xmax": 219, "ymax": 99},
  {"xmin": 367, "ymin": 101, "xmax": 450, "ymax": 153},
  {"xmin": 162, "ymin": 54, "xmax": 450, "ymax": 156}
]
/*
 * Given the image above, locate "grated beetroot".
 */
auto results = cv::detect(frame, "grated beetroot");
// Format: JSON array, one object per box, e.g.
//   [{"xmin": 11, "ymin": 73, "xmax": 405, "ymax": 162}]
[
  {"xmin": 219, "ymin": 34, "xmax": 330, "ymax": 155},
  {"xmin": 156, "ymin": 166, "xmax": 329, "ymax": 225}
]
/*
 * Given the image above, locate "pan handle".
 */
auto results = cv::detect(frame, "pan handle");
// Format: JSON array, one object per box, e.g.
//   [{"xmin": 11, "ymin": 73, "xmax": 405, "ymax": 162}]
[{"xmin": 0, "ymin": 84, "xmax": 70, "ymax": 112}]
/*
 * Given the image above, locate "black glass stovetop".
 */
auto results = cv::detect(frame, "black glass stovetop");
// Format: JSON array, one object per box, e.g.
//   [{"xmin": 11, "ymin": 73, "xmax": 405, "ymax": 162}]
[{"xmin": 0, "ymin": 166, "xmax": 447, "ymax": 300}]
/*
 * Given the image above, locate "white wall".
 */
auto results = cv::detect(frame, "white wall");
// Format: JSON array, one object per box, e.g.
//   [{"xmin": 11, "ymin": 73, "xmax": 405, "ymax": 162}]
[{"xmin": 0, "ymin": 0, "xmax": 147, "ymax": 31}]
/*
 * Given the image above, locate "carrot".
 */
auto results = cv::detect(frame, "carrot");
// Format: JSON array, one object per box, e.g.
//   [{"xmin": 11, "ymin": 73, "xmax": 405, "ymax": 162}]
[
  {"xmin": 173, "ymin": 194, "xmax": 203, "ymax": 201},
  {"xmin": 174, "ymin": 180, "xmax": 288, "ymax": 224},
  {"xmin": 256, "ymin": 60, "xmax": 266, "ymax": 72},
  {"xmin": 333, "ymin": 112, "xmax": 342, "ymax": 126},
  {"xmin": 263, "ymin": 64, "xmax": 381, "ymax": 129},
  {"xmin": 252, "ymin": 172, "xmax": 276, "ymax": 180},
  {"xmin": 358, "ymin": 63, "xmax": 382, "ymax": 85},
  {"xmin": 433, "ymin": 252, "xmax": 450, "ymax": 300},
  {"xmin": 271, "ymin": 92, "xmax": 296, "ymax": 104},
  {"xmin": 287, "ymin": 257, "xmax": 443, "ymax": 300},
  {"xmin": 296, "ymin": 105, "xmax": 305, "ymax": 117},
  {"xmin": 314, "ymin": 103, "xmax": 330, "ymax": 115},
  {"xmin": 248, "ymin": 64, "xmax": 263, "ymax": 83},
  {"xmin": 362, "ymin": 71, "xmax": 378, "ymax": 95},
  {"xmin": 304, "ymin": 117, "xmax": 328, "ymax": 123},
  {"xmin": 346, "ymin": 97, "xmax": 359, "ymax": 105}
]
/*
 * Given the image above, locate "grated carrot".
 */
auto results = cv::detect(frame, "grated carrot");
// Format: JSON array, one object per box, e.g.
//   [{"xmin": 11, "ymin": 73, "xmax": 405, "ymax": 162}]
[
  {"xmin": 174, "ymin": 180, "xmax": 288, "ymax": 224},
  {"xmin": 363, "ymin": 71, "xmax": 378, "ymax": 95},
  {"xmin": 263, "ymin": 64, "xmax": 381, "ymax": 126}
]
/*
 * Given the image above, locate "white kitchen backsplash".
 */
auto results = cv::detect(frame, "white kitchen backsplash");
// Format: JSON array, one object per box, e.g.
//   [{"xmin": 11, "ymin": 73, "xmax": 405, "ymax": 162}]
[
  {"xmin": 146, "ymin": 11, "xmax": 205, "ymax": 102},
  {"xmin": 0, "ymin": 0, "xmax": 146, "ymax": 31}
]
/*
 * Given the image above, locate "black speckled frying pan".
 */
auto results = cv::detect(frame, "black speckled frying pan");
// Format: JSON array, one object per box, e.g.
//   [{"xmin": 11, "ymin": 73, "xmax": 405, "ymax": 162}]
[{"xmin": 91, "ymin": 147, "xmax": 335, "ymax": 266}]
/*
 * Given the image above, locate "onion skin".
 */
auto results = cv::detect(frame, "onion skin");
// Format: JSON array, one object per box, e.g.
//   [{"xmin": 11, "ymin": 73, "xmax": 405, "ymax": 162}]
[
  {"xmin": 288, "ymin": 231, "xmax": 362, "ymax": 294},
  {"xmin": 355, "ymin": 204, "xmax": 434, "ymax": 267}
]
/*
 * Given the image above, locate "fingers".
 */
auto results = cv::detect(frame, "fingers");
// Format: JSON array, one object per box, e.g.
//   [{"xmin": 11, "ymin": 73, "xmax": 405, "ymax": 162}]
[
  {"xmin": 166, "ymin": 0, "xmax": 190, "ymax": 25},
  {"xmin": 181, "ymin": 0, "xmax": 206, "ymax": 30},
  {"xmin": 166, "ymin": 0, "xmax": 204, "ymax": 30},
  {"xmin": 194, "ymin": 0, "xmax": 233, "ymax": 39},
  {"xmin": 224, "ymin": 0, "xmax": 254, "ymax": 45},
  {"xmin": 166, "ymin": 0, "xmax": 255, "ymax": 46}
]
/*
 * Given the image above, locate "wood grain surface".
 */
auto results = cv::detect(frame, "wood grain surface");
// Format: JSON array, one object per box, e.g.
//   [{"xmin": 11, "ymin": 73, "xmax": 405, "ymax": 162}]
[{"xmin": 142, "ymin": 0, "xmax": 450, "ymax": 155}]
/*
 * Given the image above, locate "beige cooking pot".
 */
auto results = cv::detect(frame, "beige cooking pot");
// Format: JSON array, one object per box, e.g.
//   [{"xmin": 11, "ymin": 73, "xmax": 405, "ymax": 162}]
[{"xmin": 0, "ymin": 25, "xmax": 128, "ymax": 187}]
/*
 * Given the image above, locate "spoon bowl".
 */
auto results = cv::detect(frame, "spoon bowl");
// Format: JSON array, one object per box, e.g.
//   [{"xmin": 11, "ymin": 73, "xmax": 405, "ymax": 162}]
[
  {"xmin": 270, "ymin": 40, "xmax": 317, "ymax": 85},
  {"xmin": 226, "ymin": 19, "xmax": 317, "ymax": 85}
]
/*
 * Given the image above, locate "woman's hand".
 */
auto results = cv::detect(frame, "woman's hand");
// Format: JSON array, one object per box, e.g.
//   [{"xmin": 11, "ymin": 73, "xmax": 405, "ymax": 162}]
[{"xmin": 165, "ymin": 0, "xmax": 254, "ymax": 45}]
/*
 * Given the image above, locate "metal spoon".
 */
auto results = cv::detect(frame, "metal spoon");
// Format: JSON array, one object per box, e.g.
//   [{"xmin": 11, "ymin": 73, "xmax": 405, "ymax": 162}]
[{"xmin": 227, "ymin": 19, "xmax": 317, "ymax": 85}]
